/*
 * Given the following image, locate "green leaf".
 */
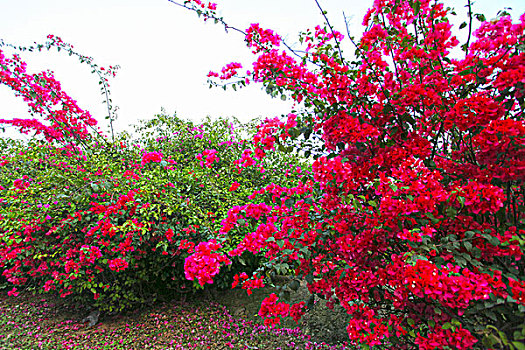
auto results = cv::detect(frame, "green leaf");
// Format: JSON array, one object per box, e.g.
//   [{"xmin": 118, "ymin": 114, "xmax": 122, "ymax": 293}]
[
  {"xmin": 482, "ymin": 233, "xmax": 501, "ymax": 246},
  {"xmin": 464, "ymin": 230, "xmax": 476, "ymax": 238},
  {"xmin": 475, "ymin": 13, "xmax": 486, "ymax": 22},
  {"xmin": 442, "ymin": 322, "xmax": 453, "ymax": 330},
  {"xmin": 413, "ymin": 0, "xmax": 421, "ymax": 15},
  {"xmin": 459, "ymin": 22, "xmax": 467, "ymax": 29},
  {"xmin": 425, "ymin": 212, "xmax": 440, "ymax": 224},
  {"xmin": 446, "ymin": 207, "xmax": 457, "ymax": 218},
  {"xmin": 483, "ymin": 334, "xmax": 499, "ymax": 348},
  {"xmin": 513, "ymin": 342, "xmax": 525, "ymax": 350}
]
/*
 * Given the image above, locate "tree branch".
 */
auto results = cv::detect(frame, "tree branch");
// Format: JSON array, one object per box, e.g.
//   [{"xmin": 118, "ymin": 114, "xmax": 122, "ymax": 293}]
[{"xmin": 313, "ymin": 0, "xmax": 344, "ymax": 63}]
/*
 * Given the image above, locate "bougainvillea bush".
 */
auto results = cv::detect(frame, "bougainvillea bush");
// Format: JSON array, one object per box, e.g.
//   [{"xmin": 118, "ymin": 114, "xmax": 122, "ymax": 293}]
[
  {"xmin": 169, "ymin": 0, "xmax": 525, "ymax": 348},
  {"xmin": 2, "ymin": 0, "xmax": 525, "ymax": 348},
  {"xmin": 0, "ymin": 36, "xmax": 308, "ymax": 312}
]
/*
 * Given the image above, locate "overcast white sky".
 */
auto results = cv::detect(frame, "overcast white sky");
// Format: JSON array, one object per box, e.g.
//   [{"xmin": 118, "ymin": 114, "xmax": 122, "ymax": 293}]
[{"xmin": 1, "ymin": 0, "xmax": 524, "ymax": 139}]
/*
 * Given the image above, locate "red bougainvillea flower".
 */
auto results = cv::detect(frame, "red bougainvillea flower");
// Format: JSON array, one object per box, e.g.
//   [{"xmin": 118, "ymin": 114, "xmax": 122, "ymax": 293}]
[
  {"xmin": 108, "ymin": 258, "xmax": 129, "ymax": 272},
  {"xmin": 229, "ymin": 181, "xmax": 240, "ymax": 191},
  {"xmin": 184, "ymin": 240, "xmax": 231, "ymax": 286},
  {"xmin": 141, "ymin": 151, "xmax": 163, "ymax": 165},
  {"xmin": 7, "ymin": 287, "xmax": 18, "ymax": 297}
]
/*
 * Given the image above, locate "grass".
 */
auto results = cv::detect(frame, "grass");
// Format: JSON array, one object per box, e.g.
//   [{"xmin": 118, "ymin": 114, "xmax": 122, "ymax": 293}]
[{"xmin": 0, "ymin": 291, "xmax": 351, "ymax": 350}]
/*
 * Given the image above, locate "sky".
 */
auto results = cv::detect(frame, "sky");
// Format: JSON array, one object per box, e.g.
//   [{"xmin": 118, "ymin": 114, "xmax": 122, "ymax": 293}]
[{"xmin": 1, "ymin": 0, "xmax": 524, "ymax": 139}]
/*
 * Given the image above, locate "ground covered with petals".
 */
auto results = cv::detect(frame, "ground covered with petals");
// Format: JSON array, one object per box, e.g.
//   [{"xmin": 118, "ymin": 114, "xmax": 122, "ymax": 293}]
[{"xmin": 0, "ymin": 291, "xmax": 350, "ymax": 350}]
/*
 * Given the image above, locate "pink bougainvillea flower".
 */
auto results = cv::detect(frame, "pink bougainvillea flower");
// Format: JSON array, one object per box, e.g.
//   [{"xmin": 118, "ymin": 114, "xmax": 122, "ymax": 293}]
[
  {"xmin": 141, "ymin": 151, "xmax": 163, "ymax": 165},
  {"xmin": 108, "ymin": 258, "xmax": 129, "ymax": 272},
  {"xmin": 184, "ymin": 240, "xmax": 231, "ymax": 286}
]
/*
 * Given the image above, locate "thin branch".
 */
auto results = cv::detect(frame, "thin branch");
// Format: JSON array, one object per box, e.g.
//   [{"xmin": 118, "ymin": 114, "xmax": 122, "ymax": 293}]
[
  {"xmin": 313, "ymin": 0, "xmax": 344, "ymax": 63},
  {"xmin": 0, "ymin": 39, "xmax": 117, "ymax": 146},
  {"xmin": 99, "ymin": 70, "xmax": 115, "ymax": 142},
  {"xmin": 167, "ymin": 0, "xmax": 246, "ymax": 35},
  {"xmin": 166, "ymin": 0, "xmax": 318, "ymax": 65},
  {"xmin": 380, "ymin": 11, "xmax": 403, "ymax": 88},
  {"xmin": 465, "ymin": 0, "xmax": 473, "ymax": 56}
]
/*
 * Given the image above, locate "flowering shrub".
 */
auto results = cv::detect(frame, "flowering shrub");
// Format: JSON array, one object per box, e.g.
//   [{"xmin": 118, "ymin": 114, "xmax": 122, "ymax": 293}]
[
  {"xmin": 0, "ymin": 110, "xmax": 306, "ymax": 312},
  {"xmin": 175, "ymin": 0, "xmax": 525, "ymax": 348},
  {"xmin": 2, "ymin": 1, "xmax": 525, "ymax": 348},
  {"xmin": 0, "ymin": 37, "xmax": 307, "ymax": 312}
]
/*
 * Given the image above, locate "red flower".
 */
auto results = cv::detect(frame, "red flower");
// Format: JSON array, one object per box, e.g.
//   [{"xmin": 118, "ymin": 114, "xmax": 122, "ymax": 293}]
[
  {"xmin": 229, "ymin": 182, "xmax": 240, "ymax": 191},
  {"xmin": 108, "ymin": 258, "xmax": 128, "ymax": 272},
  {"xmin": 141, "ymin": 151, "xmax": 163, "ymax": 165},
  {"xmin": 166, "ymin": 228, "xmax": 175, "ymax": 242}
]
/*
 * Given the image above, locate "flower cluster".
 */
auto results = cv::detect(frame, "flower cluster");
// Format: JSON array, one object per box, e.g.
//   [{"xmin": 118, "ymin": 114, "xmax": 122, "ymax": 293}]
[
  {"xmin": 196, "ymin": 148, "xmax": 219, "ymax": 168},
  {"xmin": 184, "ymin": 240, "xmax": 231, "ymax": 286},
  {"xmin": 141, "ymin": 151, "xmax": 163, "ymax": 165},
  {"xmin": 108, "ymin": 258, "xmax": 129, "ymax": 272},
  {"xmin": 0, "ymin": 41, "xmax": 97, "ymax": 142},
  {"xmin": 258, "ymin": 293, "xmax": 290, "ymax": 326},
  {"xmin": 13, "ymin": 177, "xmax": 31, "ymax": 191},
  {"xmin": 228, "ymin": 181, "xmax": 240, "ymax": 191},
  {"xmin": 208, "ymin": 62, "xmax": 243, "ymax": 80},
  {"xmin": 415, "ymin": 325, "xmax": 478, "ymax": 350},
  {"xmin": 232, "ymin": 273, "xmax": 265, "ymax": 295},
  {"xmin": 246, "ymin": 23, "xmax": 281, "ymax": 53}
]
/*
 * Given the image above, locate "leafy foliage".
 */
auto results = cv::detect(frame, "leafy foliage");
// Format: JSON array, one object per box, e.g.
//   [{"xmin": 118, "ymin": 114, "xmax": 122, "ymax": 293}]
[
  {"xmin": 176, "ymin": 0, "xmax": 525, "ymax": 348},
  {"xmin": 2, "ymin": 1, "xmax": 525, "ymax": 349},
  {"xmin": 0, "ymin": 108, "xmax": 305, "ymax": 312}
]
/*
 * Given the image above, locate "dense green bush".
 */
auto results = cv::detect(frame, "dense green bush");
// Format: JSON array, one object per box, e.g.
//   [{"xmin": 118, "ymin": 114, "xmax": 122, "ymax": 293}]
[{"xmin": 0, "ymin": 112, "xmax": 307, "ymax": 312}]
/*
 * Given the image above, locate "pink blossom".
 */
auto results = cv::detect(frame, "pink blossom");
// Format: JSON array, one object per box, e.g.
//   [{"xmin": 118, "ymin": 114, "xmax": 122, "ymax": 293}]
[
  {"xmin": 141, "ymin": 151, "xmax": 163, "ymax": 165},
  {"xmin": 108, "ymin": 258, "xmax": 128, "ymax": 272}
]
